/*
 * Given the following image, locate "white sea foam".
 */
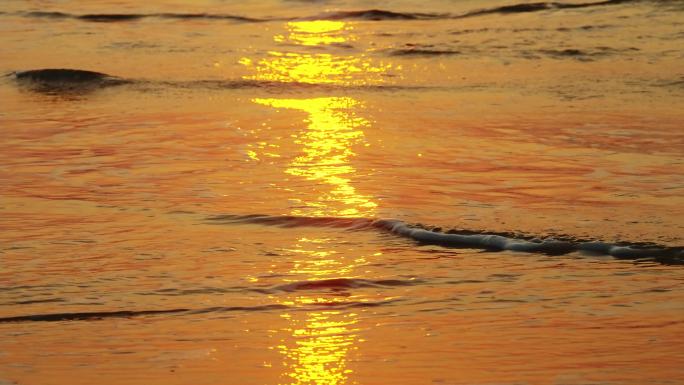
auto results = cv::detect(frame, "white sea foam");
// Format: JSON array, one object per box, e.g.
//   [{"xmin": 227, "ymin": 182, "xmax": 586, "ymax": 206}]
[
  {"xmin": 372, "ymin": 219, "xmax": 683, "ymax": 260},
  {"xmin": 206, "ymin": 214, "xmax": 684, "ymax": 263}
]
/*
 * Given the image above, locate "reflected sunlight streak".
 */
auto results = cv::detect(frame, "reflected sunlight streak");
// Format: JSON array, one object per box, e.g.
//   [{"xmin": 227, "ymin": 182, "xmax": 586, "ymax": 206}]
[
  {"xmin": 240, "ymin": 20, "xmax": 392, "ymax": 385},
  {"xmin": 253, "ymin": 97, "xmax": 377, "ymax": 218},
  {"xmin": 240, "ymin": 20, "xmax": 393, "ymax": 86},
  {"xmin": 275, "ymin": 21, "xmax": 356, "ymax": 46}
]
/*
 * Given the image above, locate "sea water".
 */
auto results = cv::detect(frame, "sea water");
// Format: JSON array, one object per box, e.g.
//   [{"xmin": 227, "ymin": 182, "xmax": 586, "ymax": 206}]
[{"xmin": 1, "ymin": 0, "xmax": 683, "ymax": 384}]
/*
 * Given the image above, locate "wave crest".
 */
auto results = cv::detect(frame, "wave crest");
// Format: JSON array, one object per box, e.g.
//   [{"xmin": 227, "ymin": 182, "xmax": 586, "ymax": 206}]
[{"xmin": 208, "ymin": 214, "xmax": 684, "ymax": 265}]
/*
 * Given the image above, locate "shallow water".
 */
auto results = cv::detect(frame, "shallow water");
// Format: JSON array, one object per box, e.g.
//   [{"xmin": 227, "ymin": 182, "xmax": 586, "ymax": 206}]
[{"xmin": 1, "ymin": 0, "xmax": 684, "ymax": 384}]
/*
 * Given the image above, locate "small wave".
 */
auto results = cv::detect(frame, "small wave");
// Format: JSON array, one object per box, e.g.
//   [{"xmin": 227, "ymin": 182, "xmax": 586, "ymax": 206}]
[
  {"xmin": 9, "ymin": 68, "xmax": 130, "ymax": 93},
  {"xmin": 0, "ymin": 305, "xmax": 289, "ymax": 323},
  {"xmin": 458, "ymin": 0, "xmax": 637, "ymax": 18},
  {"xmin": 450, "ymin": 24, "xmax": 614, "ymax": 36},
  {"xmin": 207, "ymin": 214, "xmax": 684, "ymax": 265},
  {"xmin": 388, "ymin": 48, "xmax": 461, "ymax": 57},
  {"xmin": 7, "ymin": 298, "xmax": 66, "ymax": 305},
  {"xmin": 8, "ymin": 1, "xmax": 646, "ymax": 25},
  {"xmin": 307, "ymin": 9, "xmax": 447, "ymax": 21},
  {"xmin": 536, "ymin": 47, "xmax": 640, "ymax": 61},
  {"xmin": 12, "ymin": 68, "xmax": 124, "ymax": 83},
  {"xmin": 8, "ymin": 68, "xmax": 431, "ymax": 95},
  {"xmin": 261, "ymin": 277, "xmax": 421, "ymax": 293},
  {"xmin": 19, "ymin": 11, "xmax": 262, "ymax": 23},
  {"xmin": 0, "ymin": 300, "xmax": 400, "ymax": 323},
  {"xmin": 658, "ymin": 78, "xmax": 684, "ymax": 88},
  {"xmin": 207, "ymin": 214, "xmax": 374, "ymax": 229},
  {"xmin": 18, "ymin": 9, "xmax": 445, "ymax": 23},
  {"xmin": 0, "ymin": 308, "xmax": 191, "ymax": 323}
]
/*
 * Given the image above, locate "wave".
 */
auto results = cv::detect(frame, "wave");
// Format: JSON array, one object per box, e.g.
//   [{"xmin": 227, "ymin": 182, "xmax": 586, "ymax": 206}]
[
  {"xmin": 261, "ymin": 277, "xmax": 421, "ymax": 293},
  {"xmin": 0, "ymin": 304, "xmax": 291, "ymax": 323},
  {"xmin": 537, "ymin": 47, "xmax": 640, "ymax": 60},
  {"xmin": 207, "ymin": 214, "xmax": 684, "ymax": 265},
  {"xmin": 138, "ymin": 278, "xmax": 419, "ymax": 296},
  {"xmin": 14, "ymin": 9, "xmax": 444, "ymax": 23},
  {"xmin": 9, "ymin": 69, "xmax": 130, "ymax": 93},
  {"xmin": 19, "ymin": 10, "xmax": 262, "ymax": 23},
  {"xmin": 207, "ymin": 213, "xmax": 374, "ymax": 229},
  {"xmin": 0, "ymin": 299, "xmax": 397, "ymax": 323},
  {"xmin": 309, "ymin": 9, "xmax": 447, "ymax": 21},
  {"xmin": 12, "ymin": 68, "xmax": 125, "ymax": 83},
  {"xmin": 7, "ymin": 68, "xmax": 430, "ymax": 94},
  {"xmin": 388, "ymin": 48, "xmax": 461, "ymax": 57},
  {"xmin": 458, "ymin": 0, "xmax": 637, "ymax": 18},
  {"xmin": 7, "ymin": 1, "xmax": 646, "ymax": 24},
  {"xmin": 0, "ymin": 308, "xmax": 193, "ymax": 323}
]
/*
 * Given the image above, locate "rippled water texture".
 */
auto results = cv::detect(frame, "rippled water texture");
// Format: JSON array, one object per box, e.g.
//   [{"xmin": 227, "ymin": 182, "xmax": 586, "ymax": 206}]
[{"xmin": 1, "ymin": 0, "xmax": 683, "ymax": 384}]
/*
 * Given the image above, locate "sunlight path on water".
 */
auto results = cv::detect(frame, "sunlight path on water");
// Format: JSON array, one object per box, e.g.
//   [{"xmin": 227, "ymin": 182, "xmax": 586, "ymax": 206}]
[{"xmin": 240, "ymin": 19, "xmax": 392, "ymax": 385}]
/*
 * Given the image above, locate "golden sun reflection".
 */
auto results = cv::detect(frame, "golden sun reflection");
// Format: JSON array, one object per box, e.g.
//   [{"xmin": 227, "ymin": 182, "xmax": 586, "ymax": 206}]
[
  {"xmin": 240, "ymin": 19, "xmax": 393, "ymax": 385},
  {"xmin": 239, "ymin": 20, "xmax": 394, "ymax": 86},
  {"xmin": 283, "ymin": 237, "xmax": 367, "ymax": 278},
  {"xmin": 273, "ymin": 235, "xmax": 368, "ymax": 385},
  {"xmin": 253, "ymin": 97, "xmax": 376, "ymax": 218},
  {"xmin": 277, "ymin": 310, "xmax": 359, "ymax": 385},
  {"xmin": 276, "ymin": 21, "xmax": 356, "ymax": 46}
]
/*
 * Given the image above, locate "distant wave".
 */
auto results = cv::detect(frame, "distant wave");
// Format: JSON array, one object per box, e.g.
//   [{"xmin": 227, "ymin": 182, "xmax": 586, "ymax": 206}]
[
  {"xmin": 388, "ymin": 48, "xmax": 461, "ymax": 57},
  {"xmin": 458, "ymin": 0, "xmax": 638, "ymax": 18},
  {"xmin": 449, "ymin": 24, "xmax": 615, "ymax": 36},
  {"xmin": 13, "ymin": 9, "xmax": 444, "ymax": 23},
  {"xmin": 18, "ymin": 10, "xmax": 263, "ymax": 23},
  {"xmin": 538, "ymin": 47, "xmax": 640, "ymax": 59},
  {"xmin": 387, "ymin": 46, "xmax": 639, "ymax": 60},
  {"xmin": 308, "ymin": 9, "xmax": 447, "ymax": 21},
  {"xmin": 6, "ymin": 0, "xmax": 647, "ymax": 24},
  {"xmin": 207, "ymin": 214, "xmax": 684, "ymax": 265}
]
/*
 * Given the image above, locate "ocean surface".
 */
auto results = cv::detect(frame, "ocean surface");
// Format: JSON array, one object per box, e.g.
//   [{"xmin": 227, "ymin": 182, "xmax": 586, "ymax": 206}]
[{"xmin": 1, "ymin": 0, "xmax": 684, "ymax": 384}]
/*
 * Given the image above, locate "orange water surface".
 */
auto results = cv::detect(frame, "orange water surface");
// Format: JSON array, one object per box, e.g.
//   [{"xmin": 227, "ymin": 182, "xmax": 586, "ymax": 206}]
[{"xmin": 1, "ymin": 1, "xmax": 684, "ymax": 384}]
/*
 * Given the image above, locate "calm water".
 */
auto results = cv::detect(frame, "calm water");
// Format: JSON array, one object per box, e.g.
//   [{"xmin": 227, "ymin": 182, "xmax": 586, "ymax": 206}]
[{"xmin": 1, "ymin": 0, "xmax": 684, "ymax": 384}]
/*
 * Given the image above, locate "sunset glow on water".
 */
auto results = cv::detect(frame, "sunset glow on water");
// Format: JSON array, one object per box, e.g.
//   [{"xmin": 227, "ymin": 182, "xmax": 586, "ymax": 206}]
[{"xmin": 1, "ymin": 0, "xmax": 683, "ymax": 384}]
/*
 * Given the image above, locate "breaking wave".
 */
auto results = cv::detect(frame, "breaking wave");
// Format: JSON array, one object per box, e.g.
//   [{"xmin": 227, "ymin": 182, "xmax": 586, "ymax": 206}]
[{"xmin": 207, "ymin": 214, "xmax": 684, "ymax": 265}]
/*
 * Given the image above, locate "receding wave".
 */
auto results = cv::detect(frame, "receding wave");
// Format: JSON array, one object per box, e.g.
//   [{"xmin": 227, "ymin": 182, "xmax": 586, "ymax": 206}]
[{"xmin": 207, "ymin": 214, "xmax": 684, "ymax": 265}]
